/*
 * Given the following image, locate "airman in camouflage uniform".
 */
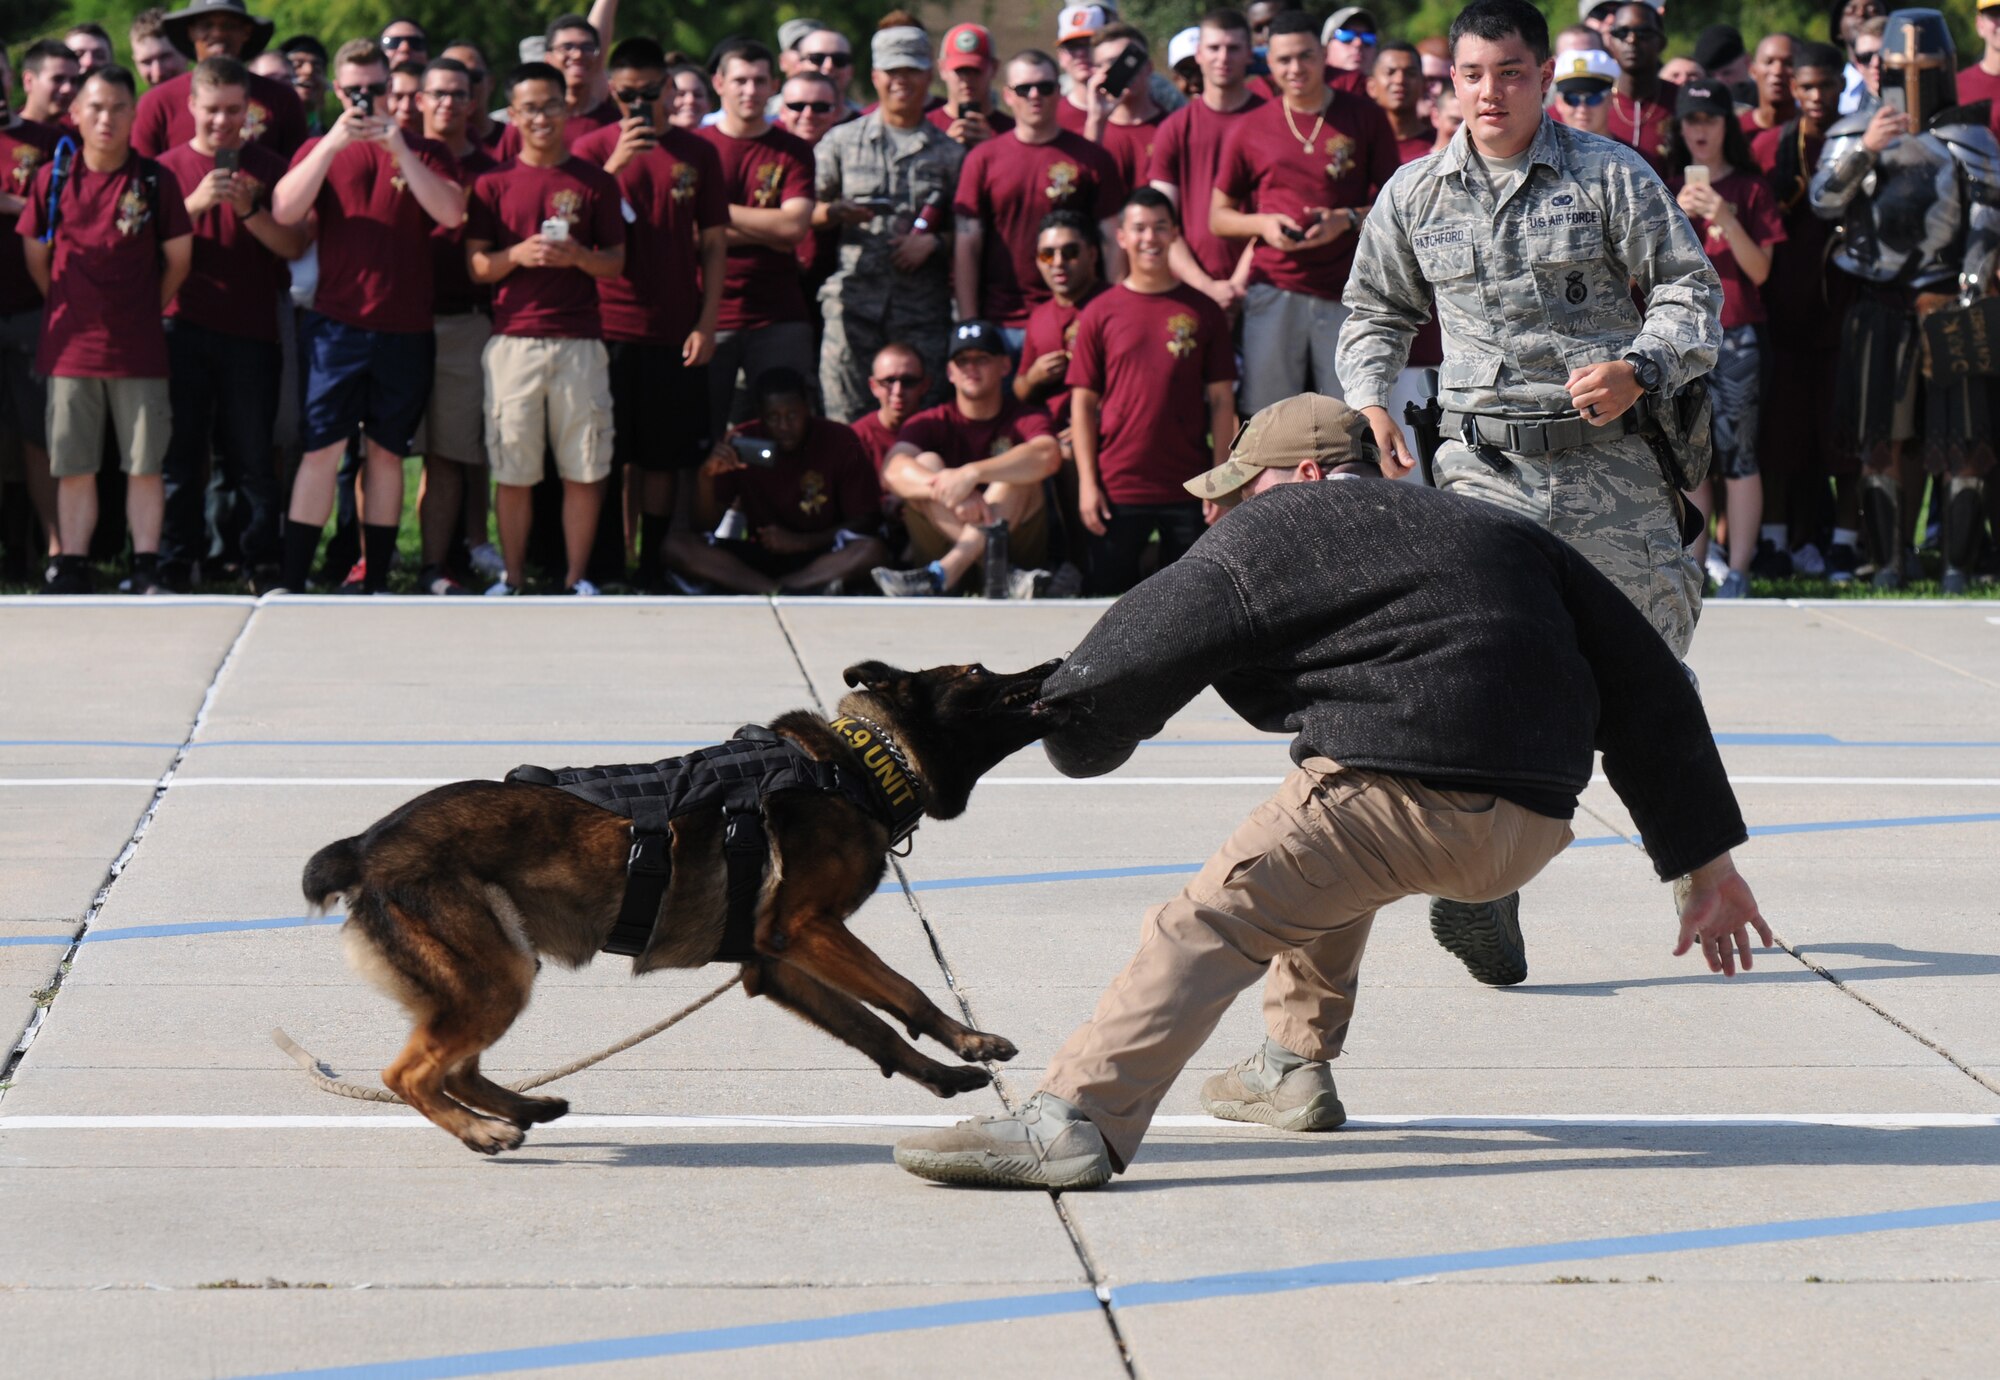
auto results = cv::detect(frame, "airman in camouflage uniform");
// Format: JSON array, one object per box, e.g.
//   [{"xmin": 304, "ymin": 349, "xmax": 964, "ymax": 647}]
[
  {"xmin": 813, "ymin": 28, "xmax": 966, "ymax": 422},
  {"xmin": 1336, "ymin": 112, "xmax": 1723, "ymax": 657}
]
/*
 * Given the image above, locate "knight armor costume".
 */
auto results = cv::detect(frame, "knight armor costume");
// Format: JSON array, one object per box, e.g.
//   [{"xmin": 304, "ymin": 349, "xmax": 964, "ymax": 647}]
[{"xmin": 1810, "ymin": 8, "xmax": 2000, "ymax": 590}]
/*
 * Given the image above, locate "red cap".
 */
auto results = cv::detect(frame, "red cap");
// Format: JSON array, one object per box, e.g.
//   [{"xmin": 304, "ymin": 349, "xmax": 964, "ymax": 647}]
[{"xmin": 940, "ymin": 23, "xmax": 994, "ymax": 70}]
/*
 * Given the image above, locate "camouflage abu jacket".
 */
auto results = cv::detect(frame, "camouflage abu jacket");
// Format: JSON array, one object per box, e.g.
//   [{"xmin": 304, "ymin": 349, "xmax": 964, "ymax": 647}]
[{"xmin": 1336, "ymin": 115, "xmax": 1722, "ymax": 416}]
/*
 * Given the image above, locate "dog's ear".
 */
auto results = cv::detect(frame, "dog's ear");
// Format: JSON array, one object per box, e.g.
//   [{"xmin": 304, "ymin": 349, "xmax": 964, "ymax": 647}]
[{"xmin": 842, "ymin": 660, "xmax": 907, "ymax": 692}]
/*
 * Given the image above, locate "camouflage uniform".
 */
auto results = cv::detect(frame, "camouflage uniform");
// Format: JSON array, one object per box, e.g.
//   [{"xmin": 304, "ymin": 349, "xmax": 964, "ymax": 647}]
[
  {"xmin": 814, "ymin": 113, "xmax": 965, "ymax": 422},
  {"xmin": 1336, "ymin": 116, "xmax": 1723, "ymax": 656}
]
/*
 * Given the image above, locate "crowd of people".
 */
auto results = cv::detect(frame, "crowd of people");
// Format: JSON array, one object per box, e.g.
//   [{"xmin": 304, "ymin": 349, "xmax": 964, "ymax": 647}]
[{"xmin": 0, "ymin": 0, "xmax": 1996, "ymax": 597}]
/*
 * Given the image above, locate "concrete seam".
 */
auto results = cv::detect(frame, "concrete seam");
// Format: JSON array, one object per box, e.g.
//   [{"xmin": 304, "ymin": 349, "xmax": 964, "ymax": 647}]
[
  {"xmin": 1775, "ymin": 935, "xmax": 2000, "ymax": 1100},
  {"xmin": 767, "ymin": 600, "xmax": 1139, "ymax": 1379},
  {"xmin": 1806, "ymin": 606, "xmax": 2000, "ymax": 694},
  {"xmin": 0, "ymin": 603, "xmax": 261, "ymax": 1103}
]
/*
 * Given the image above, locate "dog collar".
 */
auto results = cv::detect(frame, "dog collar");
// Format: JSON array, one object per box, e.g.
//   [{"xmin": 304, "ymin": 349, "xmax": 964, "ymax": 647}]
[{"xmin": 827, "ymin": 712, "xmax": 926, "ymax": 849}]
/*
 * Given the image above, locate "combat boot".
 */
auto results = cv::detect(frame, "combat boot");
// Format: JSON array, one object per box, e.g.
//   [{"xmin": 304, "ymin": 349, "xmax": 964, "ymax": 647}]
[
  {"xmin": 1430, "ymin": 891, "xmax": 1527, "ymax": 985},
  {"xmin": 1201, "ymin": 1039, "xmax": 1346, "ymax": 1132},
  {"xmin": 1942, "ymin": 477, "xmax": 1987, "ymax": 596},
  {"xmin": 894, "ymin": 1092, "xmax": 1113, "ymax": 1190}
]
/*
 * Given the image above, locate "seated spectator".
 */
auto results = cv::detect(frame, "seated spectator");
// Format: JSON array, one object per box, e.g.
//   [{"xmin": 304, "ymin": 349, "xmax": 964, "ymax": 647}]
[
  {"xmin": 852, "ymin": 342, "xmax": 927, "ymax": 474},
  {"xmin": 131, "ymin": 9, "xmax": 190, "ymax": 89},
  {"xmin": 465, "ymin": 61, "xmax": 626, "ymax": 596},
  {"xmin": 875, "ymin": 319, "xmax": 1061, "ymax": 599},
  {"xmin": 20, "ymin": 67, "xmax": 194, "ymax": 595},
  {"xmin": 667, "ymin": 367, "xmax": 887, "ymax": 595},
  {"xmin": 667, "ymin": 62, "xmax": 714, "ymax": 130},
  {"xmin": 271, "ymin": 38, "xmax": 465, "ymax": 595},
  {"xmin": 1081, "ymin": 25, "xmax": 1169, "ymax": 194},
  {"xmin": 157, "ymin": 55, "xmax": 309, "ymax": 592},
  {"xmin": 1015, "ymin": 209, "xmax": 1105, "ymax": 436},
  {"xmin": 1067, "ymin": 189, "xmax": 1236, "ymax": 595},
  {"xmin": 933, "ymin": 24, "xmax": 1014, "ymax": 147},
  {"xmin": 134, "ymin": 0, "xmax": 307, "ymax": 159},
  {"xmin": 1550, "ymin": 48, "xmax": 1617, "ymax": 136}
]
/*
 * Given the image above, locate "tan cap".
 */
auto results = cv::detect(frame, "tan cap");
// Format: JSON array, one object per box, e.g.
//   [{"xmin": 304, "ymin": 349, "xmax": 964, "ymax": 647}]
[{"xmin": 1183, "ymin": 394, "xmax": 1374, "ymax": 501}]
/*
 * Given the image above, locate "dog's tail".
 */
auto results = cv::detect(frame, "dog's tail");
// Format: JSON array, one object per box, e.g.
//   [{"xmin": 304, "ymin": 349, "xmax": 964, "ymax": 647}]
[{"xmin": 302, "ymin": 836, "xmax": 364, "ymax": 914}]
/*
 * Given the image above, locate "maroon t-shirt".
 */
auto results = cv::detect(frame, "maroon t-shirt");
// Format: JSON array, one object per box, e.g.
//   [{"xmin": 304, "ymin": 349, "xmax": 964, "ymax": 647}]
[
  {"xmin": 1959, "ymin": 63, "xmax": 2000, "ymax": 136},
  {"xmin": 295, "ymin": 134, "xmax": 458, "ymax": 334},
  {"xmin": 697, "ymin": 123, "xmax": 815, "ymax": 331},
  {"xmin": 1056, "ymin": 99, "xmax": 1090, "ymax": 135},
  {"xmin": 494, "ymin": 97, "xmax": 622, "ymax": 160},
  {"xmin": 157, "ymin": 142, "xmax": 290, "ymax": 341},
  {"xmin": 1019, "ymin": 283, "xmax": 1105, "ymax": 426},
  {"xmin": 851, "ymin": 409, "xmax": 899, "ymax": 472},
  {"xmin": 1215, "ymin": 90, "xmax": 1398, "ymax": 301},
  {"xmin": 1250, "ymin": 68, "xmax": 1368, "ymax": 103},
  {"xmin": 1149, "ymin": 96, "xmax": 1264, "ymax": 284},
  {"xmin": 1605, "ymin": 82, "xmax": 1679, "ymax": 179},
  {"xmin": 17, "ymin": 153, "xmax": 193, "ymax": 378},
  {"xmin": 1389, "ymin": 126, "xmax": 1443, "ymax": 370},
  {"xmin": 431, "ymin": 145, "xmax": 496, "ymax": 315},
  {"xmin": 1751, "ymin": 123, "xmax": 1843, "ymax": 350},
  {"xmin": 954, "ymin": 129, "xmax": 1125, "ymax": 325},
  {"xmin": 1066, "ymin": 282, "xmax": 1235, "ymax": 505},
  {"xmin": 466, "ymin": 155, "xmax": 624, "ymax": 339},
  {"xmin": 1394, "ymin": 124, "xmax": 1436, "ymax": 164},
  {"xmin": 134, "ymin": 70, "xmax": 307, "ymax": 161},
  {"xmin": 897, "ymin": 394, "xmax": 1054, "ymax": 469},
  {"xmin": 1096, "ymin": 111, "xmax": 1168, "ymax": 199},
  {"xmin": 1668, "ymin": 169, "xmax": 1784, "ymax": 330},
  {"xmin": 0, "ymin": 120, "xmax": 62, "ymax": 315},
  {"xmin": 715, "ymin": 416, "xmax": 882, "ymax": 534},
  {"xmin": 575, "ymin": 123, "xmax": 728, "ymax": 345}
]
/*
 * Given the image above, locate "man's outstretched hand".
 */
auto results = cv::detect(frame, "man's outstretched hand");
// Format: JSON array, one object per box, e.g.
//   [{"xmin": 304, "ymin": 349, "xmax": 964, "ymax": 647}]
[{"xmin": 1673, "ymin": 852, "xmax": 1773, "ymax": 976}]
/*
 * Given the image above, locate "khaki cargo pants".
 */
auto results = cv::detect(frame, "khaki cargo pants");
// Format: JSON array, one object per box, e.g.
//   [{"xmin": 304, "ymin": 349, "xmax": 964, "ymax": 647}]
[{"xmin": 1040, "ymin": 759, "xmax": 1573, "ymax": 1169}]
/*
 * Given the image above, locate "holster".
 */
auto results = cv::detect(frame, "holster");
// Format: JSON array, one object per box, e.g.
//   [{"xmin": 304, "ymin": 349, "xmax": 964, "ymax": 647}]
[{"xmin": 1402, "ymin": 368, "xmax": 1443, "ymax": 487}]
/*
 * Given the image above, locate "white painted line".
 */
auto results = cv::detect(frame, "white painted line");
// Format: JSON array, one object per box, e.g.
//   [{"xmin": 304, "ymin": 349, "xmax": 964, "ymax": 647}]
[
  {"xmin": 2, "ymin": 1112, "xmax": 1995, "ymax": 1132},
  {"xmin": 9, "ymin": 774, "xmax": 2000, "ymax": 791}
]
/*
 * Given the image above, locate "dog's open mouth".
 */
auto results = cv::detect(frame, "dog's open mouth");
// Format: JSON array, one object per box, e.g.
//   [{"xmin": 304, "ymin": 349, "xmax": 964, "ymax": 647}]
[{"xmin": 1002, "ymin": 682, "xmax": 1041, "ymax": 709}]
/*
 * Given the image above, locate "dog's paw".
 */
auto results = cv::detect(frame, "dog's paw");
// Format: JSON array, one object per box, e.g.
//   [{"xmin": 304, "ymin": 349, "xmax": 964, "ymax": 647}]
[
  {"xmin": 460, "ymin": 1119, "xmax": 527, "ymax": 1155},
  {"xmin": 924, "ymin": 1063, "xmax": 994, "ymax": 1098},
  {"xmin": 516, "ymin": 1096, "xmax": 569, "ymax": 1127},
  {"xmin": 951, "ymin": 1030, "xmax": 1018, "ymax": 1063}
]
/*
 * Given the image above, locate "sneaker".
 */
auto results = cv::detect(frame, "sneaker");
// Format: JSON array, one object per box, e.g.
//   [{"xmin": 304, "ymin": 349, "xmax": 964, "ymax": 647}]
[
  {"xmin": 468, "ymin": 542, "xmax": 507, "ymax": 583},
  {"xmin": 1942, "ymin": 567, "xmax": 1971, "ymax": 596},
  {"xmin": 666, "ymin": 570, "xmax": 713, "ymax": 596},
  {"xmin": 1791, "ymin": 542, "xmax": 1826, "ymax": 577},
  {"xmin": 420, "ymin": 565, "xmax": 472, "ymax": 597},
  {"xmin": 1871, "ymin": 564, "xmax": 1903, "ymax": 591},
  {"xmin": 566, "ymin": 578, "xmax": 600, "ymax": 597},
  {"xmin": 1045, "ymin": 562, "xmax": 1085, "ymax": 599},
  {"xmin": 1826, "ymin": 544, "xmax": 1859, "ymax": 585},
  {"xmin": 1715, "ymin": 569, "xmax": 1749, "ymax": 599},
  {"xmin": 1200, "ymin": 1042, "xmax": 1346, "ymax": 1132},
  {"xmin": 1702, "ymin": 547, "xmax": 1730, "ymax": 587},
  {"xmin": 893, "ymin": 1093, "xmax": 1114, "ymax": 1191},
  {"xmin": 872, "ymin": 565, "xmax": 939, "ymax": 598},
  {"xmin": 41, "ymin": 556, "xmax": 93, "ymax": 595},
  {"xmin": 337, "ymin": 558, "xmax": 367, "ymax": 594},
  {"xmin": 1006, "ymin": 566, "xmax": 1050, "ymax": 600},
  {"xmin": 483, "ymin": 578, "xmax": 520, "ymax": 597},
  {"xmin": 122, "ymin": 563, "xmax": 166, "ymax": 597},
  {"xmin": 1429, "ymin": 892, "xmax": 1527, "ymax": 986},
  {"xmin": 1748, "ymin": 541, "xmax": 1793, "ymax": 579}
]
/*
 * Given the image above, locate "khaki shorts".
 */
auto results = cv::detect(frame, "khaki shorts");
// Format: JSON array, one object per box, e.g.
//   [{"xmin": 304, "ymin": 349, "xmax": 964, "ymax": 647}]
[
  {"xmin": 905, "ymin": 489, "xmax": 1049, "ymax": 570},
  {"xmin": 415, "ymin": 311, "xmax": 493, "ymax": 465},
  {"xmin": 482, "ymin": 334, "xmax": 613, "ymax": 486},
  {"xmin": 47, "ymin": 376, "xmax": 171, "ymax": 478}
]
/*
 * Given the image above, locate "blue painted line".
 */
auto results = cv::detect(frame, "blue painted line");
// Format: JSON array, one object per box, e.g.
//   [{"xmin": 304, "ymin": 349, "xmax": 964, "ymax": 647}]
[
  {"xmin": 1711, "ymin": 732, "xmax": 1840, "ymax": 745},
  {"xmin": 0, "ymin": 916, "xmax": 334, "ymax": 947},
  {"xmin": 231, "ymin": 1198, "xmax": 2000, "ymax": 1380},
  {"xmin": 0, "ymin": 739, "xmax": 183, "ymax": 750},
  {"xmin": 1744, "ymin": 810, "xmax": 2000, "ymax": 838}
]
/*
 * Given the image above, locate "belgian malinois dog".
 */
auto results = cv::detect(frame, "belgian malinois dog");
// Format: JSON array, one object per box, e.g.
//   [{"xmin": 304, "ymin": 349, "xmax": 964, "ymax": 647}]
[{"xmin": 302, "ymin": 659, "xmax": 1065, "ymax": 1154}]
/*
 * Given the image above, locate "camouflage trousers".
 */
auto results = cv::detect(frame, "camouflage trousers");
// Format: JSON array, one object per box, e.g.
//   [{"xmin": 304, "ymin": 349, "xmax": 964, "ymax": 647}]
[
  {"xmin": 817, "ymin": 296, "xmax": 951, "ymax": 425},
  {"xmin": 1435, "ymin": 431, "xmax": 1703, "ymax": 657}
]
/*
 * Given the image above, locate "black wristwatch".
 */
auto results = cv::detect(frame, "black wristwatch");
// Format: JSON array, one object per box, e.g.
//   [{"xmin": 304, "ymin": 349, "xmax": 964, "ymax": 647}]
[{"xmin": 1623, "ymin": 352, "xmax": 1662, "ymax": 394}]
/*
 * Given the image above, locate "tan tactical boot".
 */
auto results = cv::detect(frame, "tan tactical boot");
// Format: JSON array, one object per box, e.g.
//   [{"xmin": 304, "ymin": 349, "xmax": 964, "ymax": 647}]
[
  {"xmin": 894, "ymin": 1093, "xmax": 1113, "ymax": 1190},
  {"xmin": 1200, "ymin": 1040, "xmax": 1347, "ymax": 1132}
]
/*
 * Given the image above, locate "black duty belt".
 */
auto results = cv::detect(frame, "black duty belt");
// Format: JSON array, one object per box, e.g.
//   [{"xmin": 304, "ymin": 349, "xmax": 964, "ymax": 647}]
[{"xmin": 1442, "ymin": 407, "xmax": 1640, "ymax": 456}]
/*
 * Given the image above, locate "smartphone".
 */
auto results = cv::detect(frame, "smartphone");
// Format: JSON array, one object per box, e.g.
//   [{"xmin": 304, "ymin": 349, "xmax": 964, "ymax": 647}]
[
  {"xmin": 350, "ymin": 87, "xmax": 374, "ymax": 117},
  {"xmin": 1100, "ymin": 44, "xmax": 1146, "ymax": 101},
  {"xmin": 729, "ymin": 437, "xmax": 777, "ymax": 468},
  {"xmin": 1685, "ymin": 164, "xmax": 1711, "ymax": 188},
  {"xmin": 625, "ymin": 101, "xmax": 653, "ymax": 134},
  {"xmin": 540, "ymin": 216, "xmax": 570, "ymax": 242},
  {"xmin": 215, "ymin": 146, "xmax": 240, "ymax": 173},
  {"xmin": 1280, "ymin": 210, "xmax": 1323, "ymax": 242}
]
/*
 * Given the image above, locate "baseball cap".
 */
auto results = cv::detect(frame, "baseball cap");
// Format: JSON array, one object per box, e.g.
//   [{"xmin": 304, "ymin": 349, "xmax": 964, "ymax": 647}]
[
  {"xmin": 1168, "ymin": 26, "xmax": 1200, "ymax": 71},
  {"xmin": 1552, "ymin": 48, "xmax": 1619, "ymax": 90},
  {"xmin": 1579, "ymin": 0, "xmax": 1661, "ymax": 19},
  {"xmin": 1058, "ymin": 5, "xmax": 1109, "ymax": 44},
  {"xmin": 872, "ymin": 25, "xmax": 932, "ymax": 73},
  {"xmin": 949, "ymin": 320, "xmax": 1008, "ymax": 360},
  {"xmin": 1692, "ymin": 24, "xmax": 1745, "ymax": 71},
  {"xmin": 940, "ymin": 23, "xmax": 995, "ymax": 70},
  {"xmin": 778, "ymin": 19, "xmax": 827, "ymax": 52},
  {"xmin": 1322, "ymin": 7, "xmax": 1377, "ymax": 41},
  {"xmin": 1675, "ymin": 80, "xmax": 1736, "ymax": 118},
  {"xmin": 1184, "ymin": 395, "xmax": 1375, "ymax": 501}
]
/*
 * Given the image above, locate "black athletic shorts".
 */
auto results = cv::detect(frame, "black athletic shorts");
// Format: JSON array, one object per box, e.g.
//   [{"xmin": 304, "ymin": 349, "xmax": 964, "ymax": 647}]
[{"xmin": 607, "ymin": 340, "xmax": 711, "ymax": 472}]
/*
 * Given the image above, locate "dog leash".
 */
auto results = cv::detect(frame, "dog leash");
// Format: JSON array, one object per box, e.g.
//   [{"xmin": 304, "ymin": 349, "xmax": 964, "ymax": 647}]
[{"xmin": 269, "ymin": 972, "xmax": 744, "ymax": 1105}]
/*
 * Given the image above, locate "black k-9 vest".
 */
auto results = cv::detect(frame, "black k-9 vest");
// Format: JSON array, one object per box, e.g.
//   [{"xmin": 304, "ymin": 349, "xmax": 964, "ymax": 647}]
[{"xmin": 505, "ymin": 722, "xmax": 923, "ymax": 962}]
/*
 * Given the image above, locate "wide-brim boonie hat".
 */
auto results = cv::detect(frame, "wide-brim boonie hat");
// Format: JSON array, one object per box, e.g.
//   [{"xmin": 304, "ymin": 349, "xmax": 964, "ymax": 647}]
[{"xmin": 163, "ymin": 0, "xmax": 276, "ymax": 61}]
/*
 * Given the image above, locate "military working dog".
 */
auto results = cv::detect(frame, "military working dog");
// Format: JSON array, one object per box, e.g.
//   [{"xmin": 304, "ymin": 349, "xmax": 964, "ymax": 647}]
[{"xmin": 302, "ymin": 659, "xmax": 1064, "ymax": 1154}]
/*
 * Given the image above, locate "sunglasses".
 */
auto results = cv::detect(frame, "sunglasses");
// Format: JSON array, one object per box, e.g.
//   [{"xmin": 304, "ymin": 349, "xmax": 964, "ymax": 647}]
[
  {"xmin": 801, "ymin": 51, "xmax": 854, "ymax": 68},
  {"xmin": 871, "ymin": 373, "xmax": 924, "ymax": 390},
  {"xmin": 381, "ymin": 34, "xmax": 424, "ymax": 49},
  {"xmin": 344, "ymin": 82, "xmax": 389, "ymax": 97},
  {"xmin": 1011, "ymin": 79, "xmax": 1059, "ymax": 97},
  {"xmin": 1855, "ymin": 47, "xmax": 1882, "ymax": 64},
  {"xmin": 1561, "ymin": 89, "xmax": 1609, "ymax": 106},
  {"xmin": 1328, "ymin": 28, "xmax": 1377, "ymax": 44},
  {"xmin": 1036, "ymin": 243, "xmax": 1087, "ymax": 263},
  {"xmin": 613, "ymin": 85, "xmax": 664, "ymax": 103},
  {"xmin": 784, "ymin": 99, "xmax": 835, "ymax": 113},
  {"xmin": 421, "ymin": 87, "xmax": 470, "ymax": 100},
  {"xmin": 548, "ymin": 40, "xmax": 600, "ymax": 56},
  {"xmin": 1609, "ymin": 26, "xmax": 1665, "ymax": 42}
]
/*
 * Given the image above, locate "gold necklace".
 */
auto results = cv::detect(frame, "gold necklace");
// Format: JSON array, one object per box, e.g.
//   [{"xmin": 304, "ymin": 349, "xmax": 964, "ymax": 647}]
[{"xmin": 1281, "ymin": 96, "xmax": 1327, "ymax": 155}]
